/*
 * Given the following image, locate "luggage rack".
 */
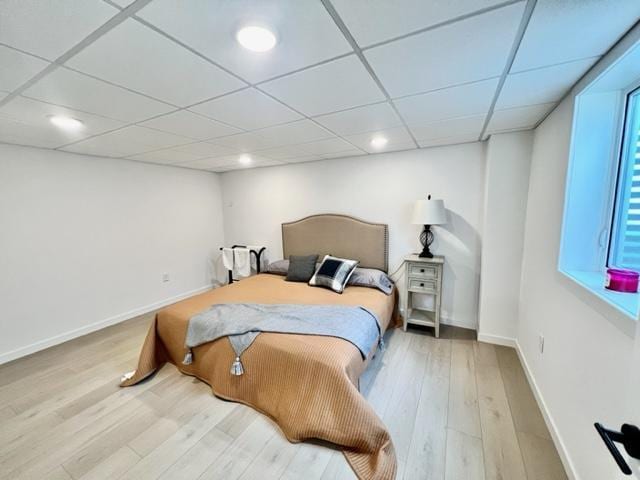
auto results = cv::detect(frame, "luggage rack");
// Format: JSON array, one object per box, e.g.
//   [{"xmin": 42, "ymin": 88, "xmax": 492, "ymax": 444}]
[{"xmin": 219, "ymin": 245, "xmax": 266, "ymax": 284}]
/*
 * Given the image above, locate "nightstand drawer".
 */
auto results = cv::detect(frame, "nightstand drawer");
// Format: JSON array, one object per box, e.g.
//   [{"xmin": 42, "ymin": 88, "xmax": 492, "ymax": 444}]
[
  {"xmin": 408, "ymin": 278, "xmax": 437, "ymax": 293},
  {"xmin": 407, "ymin": 263, "xmax": 438, "ymax": 279}
]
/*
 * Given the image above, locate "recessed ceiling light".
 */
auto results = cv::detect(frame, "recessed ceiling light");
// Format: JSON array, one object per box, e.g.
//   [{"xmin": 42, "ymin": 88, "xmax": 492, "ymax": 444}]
[
  {"xmin": 370, "ymin": 136, "xmax": 388, "ymax": 149},
  {"xmin": 238, "ymin": 154, "xmax": 252, "ymax": 165},
  {"xmin": 48, "ymin": 115, "xmax": 84, "ymax": 130},
  {"xmin": 236, "ymin": 25, "xmax": 277, "ymax": 52}
]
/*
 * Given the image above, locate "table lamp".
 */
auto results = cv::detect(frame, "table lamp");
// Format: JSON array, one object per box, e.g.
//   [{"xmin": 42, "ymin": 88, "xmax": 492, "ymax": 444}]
[{"xmin": 412, "ymin": 195, "xmax": 447, "ymax": 258}]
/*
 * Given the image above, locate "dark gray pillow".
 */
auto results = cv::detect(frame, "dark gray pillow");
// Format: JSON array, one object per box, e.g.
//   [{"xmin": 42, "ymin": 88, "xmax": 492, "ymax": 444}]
[
  {"xmin": 348, "ymin": 267, "xmax": 394, "ymax": 295},
  {"xmin": 286, "ymin": 255, "xmax": 319, "ymax": 282}
]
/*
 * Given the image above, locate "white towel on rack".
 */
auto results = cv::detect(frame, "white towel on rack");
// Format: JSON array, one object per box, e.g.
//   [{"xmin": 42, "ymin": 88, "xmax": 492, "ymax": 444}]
[
  {"xmin": 222, "ymin": 248, "xmax": 235, "ymax": 272},
  {"xmin": 247, "ymin": 245, "xmax": 266, "ymax": 272},
  {"xmin": 233, "ymin": 248, "xmax": 251, "ymax": 278}
]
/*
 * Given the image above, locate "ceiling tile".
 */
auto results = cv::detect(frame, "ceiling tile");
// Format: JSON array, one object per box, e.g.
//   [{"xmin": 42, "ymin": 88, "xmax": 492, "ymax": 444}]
[
  {"xmin": 344, "ymin": 126, "xmax": 414, "ymax": 153},
  {"xmin": 408, "ymin": 114, "xmax": 485, "ymax": 144},
  {"xmin": 179, "ymin": 154, "xmax": 276, "ymax": 171},
  {"xmin": 365, "ymin": 3, "xmax": 525, "ymax": 98},
  {"xmin": 369, "ymin": 142, "xmax": 415, "ymax": 155},
  {"xmin": 332, "ymin": 0, "xmax": 511, "ymax": 47},
  {"xmin": 487, "ymin": 103, "xmax": 556, "ymax": 133},
  {"xmin": 210, "ymin": 162, "xmax": 285, "ymax": 172},
  {"xmin": 22, "ymin": 67, "xmax": 173, "ymax": 123},
  {"xmin": 244, "ymin": 157, "xmax": 286, "ymax": 168},
  {"xmin": 284, "ymin": 155, "xmax": 325, "ymax": 164},
  {"xmin": 66, "ymin": 19, "xmax": 246, "ymax": 106},
  {"xmin": 254, "ymin": 144, "xmax": 316, "ymax": 161},
  {"xmin": 254, "ymin": 119, "xmax": 334, "ymax": 146},
  {"xmin": 393, "ymin": 78, "xmax": 499, "ymax": 124},
  {"xmin": 0, "ymin": 116, "xmax": 64, "ymax": 149},
  {"xmin": 139, "ymin": 110, "xmax": 241, "ymax": 140},
  {"xmin": 497, "ymin": 57, "xmax": 597, "ymax": 109},
  {"xmin": 172, "ymin": 141, "xmax": 239, "ymax": 158},
  {"xmin": 61, "ymin": 125, "xmax": 192, "ymax": 157},
  {"xmin": 210, "ymin": 132, "xmax": 283, "ymax": 152},
  {"xmin": 419, "ymin": 133, "xmax": 479, "ymax": 148},
  {"xmin": 0, "ymin": 0, "xmax": 117, "ymax": 60},
  {"xmin": 296, "ymin": 137, "xmax": 360, "ymax": 156},
  {"xmin": 313, "ymin": 102, "xmax": 403, "ymax": 136},
  {"xmin": 177, "ymin": 157, "xmax": 237, "ymax": 170},
  {"xmin": 319, "ymin": 150, "xmax": 367, "ymax": 160},
  {"xmin": 0, "ymin": 46, "xmax": 50, "ymax": 92},
  {"xmin": 260, "ymin": 55, "xmax": 386, "ymax": 116},
  {"xmin": 190, "ymin": 88, "xmax": 301, "ymax": 130},
  {"xmin": 126, "ymin": 141, "xmax": 241, "ymax": 165},
  {"xmin": 512, "ymin": 0, "xmax": 640, "ymax": 72},
  {"xmin": 137, "ymin": 0, "xmax": 352, "ymax": 83},
  {"xmin": 0, "ymin": 96, "xmax": 125, "ymax": 148},
  {"xmin": 125, "ymin": 148, "xmax": 205, "ymax": 165}
]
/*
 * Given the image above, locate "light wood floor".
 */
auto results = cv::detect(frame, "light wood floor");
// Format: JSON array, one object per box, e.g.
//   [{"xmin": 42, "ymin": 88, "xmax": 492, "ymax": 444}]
[{"xmin": 0, "ymin": 312, "xmax": 567, "ymax": 480}]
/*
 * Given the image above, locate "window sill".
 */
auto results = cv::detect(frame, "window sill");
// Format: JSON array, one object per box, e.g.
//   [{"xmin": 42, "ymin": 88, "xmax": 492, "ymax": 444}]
[{"xmin": 561, "ymin": 269, "xmax": 639, "ymax": 337}]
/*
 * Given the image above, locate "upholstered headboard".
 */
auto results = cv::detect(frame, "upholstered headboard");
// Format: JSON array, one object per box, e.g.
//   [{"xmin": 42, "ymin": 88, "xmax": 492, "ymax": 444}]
[{"xmin": 282, "ymin": 214, "xmax": 389, "ymax": 272}]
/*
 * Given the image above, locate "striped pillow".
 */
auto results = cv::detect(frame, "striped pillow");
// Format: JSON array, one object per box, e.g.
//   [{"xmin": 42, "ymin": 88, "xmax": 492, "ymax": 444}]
[{"xmin": 308, "ymin": 255, "xmax": 359, "ymax": 293}]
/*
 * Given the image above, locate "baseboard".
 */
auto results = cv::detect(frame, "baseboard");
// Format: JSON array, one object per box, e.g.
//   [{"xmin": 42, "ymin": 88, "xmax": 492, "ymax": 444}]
[
  {"xmin": 477, "ymin": 332, "xmax": 517, "ymax": 347},
  {"xmin": 515, "ymin": 341, "xmax": 579, "ymax": 480},
  {"xmin": 0, "ymin": 284, "xmax": 214, "ymax": 365}
]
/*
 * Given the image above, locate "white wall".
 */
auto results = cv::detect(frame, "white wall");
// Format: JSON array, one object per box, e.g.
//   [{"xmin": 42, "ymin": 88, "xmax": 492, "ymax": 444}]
[
  {"xmin": 478, "ymin": 131, "xmax": 533, "ymax": 344},
  {"xmin": 220, "ymin": 144, "xmax": 485, "ymax": 329},
  {"xmin": 0, "ymin": 144, "xmax": 225, "ymax": 363},
  {"xmin": 518, "ymin": 97, "xmax": 640, "ymax": 479}
]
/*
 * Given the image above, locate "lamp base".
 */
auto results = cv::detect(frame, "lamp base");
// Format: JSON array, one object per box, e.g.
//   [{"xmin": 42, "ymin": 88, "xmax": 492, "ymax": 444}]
[{"xmin": 418, "ymin": 224, "xmax": 434, "ymax": 258}]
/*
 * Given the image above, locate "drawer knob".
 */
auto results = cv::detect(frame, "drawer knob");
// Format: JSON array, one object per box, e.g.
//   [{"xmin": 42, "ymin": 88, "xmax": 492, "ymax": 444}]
[
  {"xmin": 420, "ymin": 283, "xmax": 424, "ymax": 287},
  {"xmin": 420, "ymin": 268, "xmax": 425, "ymax": 273}
]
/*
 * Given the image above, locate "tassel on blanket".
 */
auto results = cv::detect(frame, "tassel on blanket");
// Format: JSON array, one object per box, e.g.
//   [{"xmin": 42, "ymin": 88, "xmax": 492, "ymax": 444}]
[
  {"xmin": 120, "ymin": 370, "xmax": 136, "ymax": 382},
  {"xmin": 182, "ymin": 348, "xmax": 193, "ymax": 365},
  {"xmin": 230, "ymin": 356, "xmax": 244, "ymax": 376}
]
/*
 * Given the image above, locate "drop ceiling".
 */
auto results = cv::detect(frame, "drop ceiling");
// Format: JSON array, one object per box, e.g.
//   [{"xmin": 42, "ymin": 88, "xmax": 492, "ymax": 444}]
[{"xmin": 0, "ymin": 0, "xmax": 639, "ymax": 172}]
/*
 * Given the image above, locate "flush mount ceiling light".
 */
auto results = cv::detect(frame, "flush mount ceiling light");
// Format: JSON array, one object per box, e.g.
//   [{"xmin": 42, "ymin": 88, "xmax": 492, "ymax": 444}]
[
  {"xmin": 370, "ymin": 136, "xmax": 388, "ymax": 149},
  {"xmin": 236, "ymin": 25, "xmax": 277, "ymax": 52},
  {"xmin": 238, "ymin": 154, "xmax": 252, "ymax": 165},
  {"xmin": 48, "ymin": 115, "xmax": 84, "ymax": 130}
]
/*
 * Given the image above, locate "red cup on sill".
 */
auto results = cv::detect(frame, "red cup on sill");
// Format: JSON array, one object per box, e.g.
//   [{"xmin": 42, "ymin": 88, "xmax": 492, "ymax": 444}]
[{"xmin": 605, "ymin": 268, "xmax": 640, "ymax": 293}]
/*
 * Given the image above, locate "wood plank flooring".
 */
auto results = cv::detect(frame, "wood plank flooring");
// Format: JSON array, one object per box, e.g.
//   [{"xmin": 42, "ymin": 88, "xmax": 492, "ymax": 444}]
[{"xmin": 0, "ymin": 312, "xmax": 566, "ymax": 480}]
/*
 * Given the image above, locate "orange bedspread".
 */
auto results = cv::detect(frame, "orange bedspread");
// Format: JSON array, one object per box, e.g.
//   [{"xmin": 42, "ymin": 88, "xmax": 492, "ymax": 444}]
[{"xmin": 121, "ymin": 273, "xmax": 400, "ymax": 479}]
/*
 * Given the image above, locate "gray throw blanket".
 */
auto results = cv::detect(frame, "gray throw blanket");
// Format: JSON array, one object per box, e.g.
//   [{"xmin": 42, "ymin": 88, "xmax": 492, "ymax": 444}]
[{"xmin": 182, "ymin": 303, "xmax": 382, "ymax": 376}]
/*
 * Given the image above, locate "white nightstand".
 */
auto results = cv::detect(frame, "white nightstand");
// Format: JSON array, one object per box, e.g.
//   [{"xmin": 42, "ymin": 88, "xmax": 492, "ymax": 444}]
[{"xmin": 402, "ymin": 254, "xmax": 444, "ymax": 337}]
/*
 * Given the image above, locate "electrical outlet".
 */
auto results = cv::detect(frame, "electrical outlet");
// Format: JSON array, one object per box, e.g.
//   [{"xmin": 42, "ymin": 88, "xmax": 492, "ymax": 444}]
[
  {"xmin": 162, "ymin": 273, "xmax": 170, "ymax": 283},
  {"xmin": 538, "ymin": 334, "xmax": 545, "ymax": 354}
]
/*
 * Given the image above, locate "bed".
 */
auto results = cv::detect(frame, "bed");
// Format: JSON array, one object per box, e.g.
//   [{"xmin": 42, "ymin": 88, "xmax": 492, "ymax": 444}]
[{"xmin": 121, "ymin": 214, "xmax": 400, "ymax": 480}]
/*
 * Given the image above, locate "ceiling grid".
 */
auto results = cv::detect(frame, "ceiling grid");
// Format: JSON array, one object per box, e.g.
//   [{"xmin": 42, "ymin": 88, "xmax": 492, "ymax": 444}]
[{"xmin": 0, "ymin": 0, "xmax": 638, "ymax": 171}]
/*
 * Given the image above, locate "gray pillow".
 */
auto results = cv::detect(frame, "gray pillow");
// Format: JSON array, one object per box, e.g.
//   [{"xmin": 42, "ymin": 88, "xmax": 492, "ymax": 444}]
[
  {"xmin": 348, "ymin": 267, "xmax": 394, "ymax": 295},
  {"xmin": 286, "ymin": 255, "xmax": 319, "ymax": 282},
  {"xmin": 266, "ymin": 259, "xmax": 289, "ymax": 275}
]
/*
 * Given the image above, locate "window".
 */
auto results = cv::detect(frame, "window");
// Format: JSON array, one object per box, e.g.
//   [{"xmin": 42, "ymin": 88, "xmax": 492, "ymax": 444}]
[
  {"xmin": 609, "ymin": 87, "xmax": 640, "ymax": 269},
  {"xmin": 558, "ymin": 33, "xmax": 640, "ymax": 327}
]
